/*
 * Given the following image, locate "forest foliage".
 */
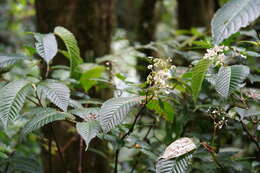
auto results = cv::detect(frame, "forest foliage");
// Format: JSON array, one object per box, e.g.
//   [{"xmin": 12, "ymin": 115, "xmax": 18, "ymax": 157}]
[{"xmin": 0, "ymin": 0, "xmax": 260, "ymax": 173}]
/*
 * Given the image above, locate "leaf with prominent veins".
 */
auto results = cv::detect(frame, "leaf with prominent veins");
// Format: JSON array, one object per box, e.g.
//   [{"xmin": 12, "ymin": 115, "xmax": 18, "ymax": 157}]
[{"xmin": 34, "ymin": 33, "xmax": 58, "ymax": 64}]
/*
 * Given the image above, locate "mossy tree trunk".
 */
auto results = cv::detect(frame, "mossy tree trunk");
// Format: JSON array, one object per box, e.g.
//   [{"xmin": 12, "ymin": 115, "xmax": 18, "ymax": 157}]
[{"xmin": 35, "ymin": 0, "xmax": 115, "ymax": 172}]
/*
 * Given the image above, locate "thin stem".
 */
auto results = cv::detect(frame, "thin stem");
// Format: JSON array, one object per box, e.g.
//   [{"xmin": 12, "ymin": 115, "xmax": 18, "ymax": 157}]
[
  {"xmin": 202, "ymin": 142, "xmax": 224, "ymax": 170},
  {"xmin": 48, "ymin": 137, "xmax": 53, "ymax": 173},
  {"xmin": 211, "ymin": 123, "xmax": 217, "ymax": 145},
  {"xmin": 210, "ymin": 152, "xmax": 224, "ymax": 169},
  {"xmin": 120, "ymin": 105, "xmax": 146, "ymax": 140},
  {"xmin": 114, "ymin": 149, "xmax": 120, "ymax": 173},
  {"xmin": 35, "ymin": 91, "xmax": 43, "ymax": 107},
  {"xmin": 51, "ymin": 124, "xmax": 66, "ymax": 171},
  {"xmin": 130, "ymin": 121, "xmax": 155, "ymax": 173},
  {"xmin": 240, "ymin": 120, "xmax": 260, "ymax": 151},
  {"xmin": 4, "ymin": 161, "xmax": 10, "ymax": 173},
  {"xmin": 78, "ymin": 137, "xmax": 83, "ymax": 173},
  {"xmin": 27, "ymin": 97, "xmax": 41, "ymax": 106},
  {"xmin": 114, "ymin": 94, "xmax": 152, "ymax": 173},
  {"xmin": 4, "ymin": 152, "xmax": 15, "ymax": 173},
  {"xmin": 45, "ymin": 63, "xmax": 50, "ymax": 79}
]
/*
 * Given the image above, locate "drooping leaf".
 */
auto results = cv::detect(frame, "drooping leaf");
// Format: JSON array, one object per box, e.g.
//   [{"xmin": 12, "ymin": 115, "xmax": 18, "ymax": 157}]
[
  {"xmin": 70, "ymin": 108, "xmax": 100, "ymax": 121},
  {"xmin": 215, "ymin": 65, "xmax": 249, "ymax": 97},
  {"xmin": 156, "ymin": 154, "xmax": 193, "ymax": 173},
  {"xmin": 156, "ymin": 137, "xmax": 197, "ymax": 173},
  {"xmin": 211, "ymin": 0, "xmax": 260, "ymax": 45},
  {"xmin": 34, "ymin": 33, "xmax": 58, "ymax": 64},
  {"xmin": 54, "ymin": 26, "xmax": 83, "ymax": 78},
  {"xmin": 9, "ymin": 156, "xmax": 43, "ymax": 173},
  {"xmin": 37, "ymin": 80, "xmax": 70, "ymax": 111},
  {"xmin": 159, "ymin": 137, "xmax": 197, "ymax": 160},
  {"xmin": 22, "ymin": 108, "xmax": 74, "ymax": 136},
  {"xmin": 0, "ymin": 80, "xmax": 31, "ymax": 126},
  {"xmin": 156, "ymin": 159, "xmax": 175, "ymax": 173},
  {"xmin": 191, "ymin": 59, "xmax": 212, "ymax": 101},
  {"xmin": 98, "ymin": 96, "xmax": 144, "ymax": 133},
  {"xmin": 80, "ymin": 66, "xmax": 105, "ymax": 91},
  {"xmin": 235, "ymin": 107, "xmax": 260, "ymax": 119},
  {"xmin": 0, "ymin": 55, "xmax": 25, "ymax": 70},
  {"xmin": 76, "ymin": 120, "xmax": 100, "ymax": 150}
]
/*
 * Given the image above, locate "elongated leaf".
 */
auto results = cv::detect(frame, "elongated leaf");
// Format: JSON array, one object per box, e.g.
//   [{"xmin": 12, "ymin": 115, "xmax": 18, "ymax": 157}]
[
  {"xmin": 156, "ymin": 137, "xmax": 197, "ymax": 173},
  {"xmin": 99, "ymin": 96, "xmax": 144, "ymax": 133},
  {"xmin": 156, "ymin": 159, "xmax": 175, "ymax": 173},
  {"xmin": 0, "ymin": 80, "xmax": 31, "ymax": 126},
  {"xmin": 34, "ymin": 33, "xmax": 58, "ymax": 64},
  {"xmin": 212, "ymin": 0, "xmax": 260, "ymax": 45},
  {"xmin": 54, "ymin": 26, "xmax": 83, "ymax": 78},
  {"xmin": 215, "ymin": 66, "xmax": 231, "ymax": 98},
  {"xmin": 0, "ymin": 55, "xmax": 25, "ymax": 69},
  {"xmin": 192, "ymin": 59, "xmax": 212, "ymax": 101},
  {"xmin": 160, "ymin": 137, "xmax": 197, "ymax": 160},
  {"xmin": 37, "ymin": 80, "xmax": 70, "ymax": 111},
  {"xmin": 215, "ymin": 65, "xmax": 249, "ymax": 97},
  {"xmin": 80, "ymin": 66, "xmax": 105, "ymax": 91},
  {"xmin": 70, "ymin": 108, "xmax": 100, "ymax": 121},
  {"xmin": 235, "ymin": 107, "xmax": 260, "ymax": 119},
  {"xmin": 156, "ymin": 154, "xmax": 193, "ymax": 173},
  {"xmin": 22, "ymin": 108, "xmax": 74, "ymax": 136},
  {"xmin": 9, "ymin": 156, "xmax": 43, "ymax": 173},
  {"xmin": 76, "ymin": 120, "xmax": 100, "ymax": 150}
]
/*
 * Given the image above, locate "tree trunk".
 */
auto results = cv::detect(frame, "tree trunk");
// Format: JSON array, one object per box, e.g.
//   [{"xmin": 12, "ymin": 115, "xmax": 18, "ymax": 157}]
[
  {"xmin": 116, "ymin": 0, "xmax": 141, "ymax": 33},
  {"xmin": 35, "ymin": 0, "xmax": 114, "ymax": 172},
  {"xmin": 35, "ymin": 0, "xmax": 115, "ymax": 60},
  {"xmin": 136, "ymin": 0, "xmax": 159, "ymax": 80},
  {"xmin": 177, "ymin": 0, "xmax": 216, "ymax": 29},
  {"xmin": 137, "ymin": 0, "xmax": 158, "ymax": 46}
]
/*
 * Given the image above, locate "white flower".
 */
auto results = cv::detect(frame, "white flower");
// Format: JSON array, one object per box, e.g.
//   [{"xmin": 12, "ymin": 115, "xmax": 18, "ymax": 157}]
[
  {"xmin": 203, "ymin": 45, "xmax": 229, "ymax": 66},
  {"xmin": 146, "ymin": 58, "xmax": 173, "ymax": 94},
  {"xmin": 148, "ymin": 65, "xmax": 153, "ymax": 69}
]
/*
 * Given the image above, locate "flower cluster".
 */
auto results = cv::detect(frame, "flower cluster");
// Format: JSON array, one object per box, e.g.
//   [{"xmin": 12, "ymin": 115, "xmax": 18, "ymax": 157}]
[
  {"xmin": 146, "ymin": 57, "xmax": 175, "ymax": 95},
  {"xmin": 203, "ymin": 45, "xmax": 229, "ymax": 66},
  {"xmin": 208, "ymin": 108, "xmax": 228, "ymax": 130}
]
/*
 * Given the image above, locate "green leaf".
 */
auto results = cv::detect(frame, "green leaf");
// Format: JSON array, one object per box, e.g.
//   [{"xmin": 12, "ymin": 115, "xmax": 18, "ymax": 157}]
[
  {"xmin": 146, "ymin": 99, "xmax": 174, "ymax": 121},
  {"xmin": 0, "ymin": 151, "xmax": 8, "ymax": 159},
  {"xmin": 54, "ymin": 26, "xmax": 83, "ymax": 78},
  {"xmin": 115, "ymin": 73, "xmax": 127, "ymax": 81},
  {"xmin": 37, "ymin": 80, "xmax": 70, "ymax": 111},
  {"xmin": 156, "ymin": 154, "xmax": 193, "ymax": 173},
  {"xmin": 80, "ymin": 66, "xmax": 105, "ymax": 91},
  {"xmin": 156, "ymin": 137, "xmax": 198, "ymax": 173},
  {"xmin": 215, "ymin": 65, "xmax": 249, "ymax": 97},
  {"xmin": 76, "ymin": 120, "xmax": 100, "ymax": 150},
  {"xmin": 98, "ymin": 96, "xmax": 144, "ymax": 133},
  {"xmin": 191, "ymin": 59, "xmax": 212, "ymax": 101},
  {"xmin": 234, "ymin": 107, "xmax": 260, "ymax": 119},
  {"xmin": 9, "ymin": 156, "xmax": 43, "ymax": 173},
  {"xmin": 34, "ymin": 33, "xmax": 58, "ymax": 64},
  {"xmin": 211, "ymin": 0, "xmax": 260, "ymax": 45},
  {"xmin": 22, "ymin": 108, "xmax": 74, "ymax": 136},
  {"xmin": 0, "ymin": 55, "xmax": 25, "ymax": 70},
  {"xmin": 0, "ymin": 80, "xmax": 31, "ymax": 126}
]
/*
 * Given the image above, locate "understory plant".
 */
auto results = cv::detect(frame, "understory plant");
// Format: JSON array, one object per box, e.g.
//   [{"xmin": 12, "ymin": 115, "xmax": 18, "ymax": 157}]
[{"xmin": 0, "ymin": 0, "xmax": 260, "ymax": 172}]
